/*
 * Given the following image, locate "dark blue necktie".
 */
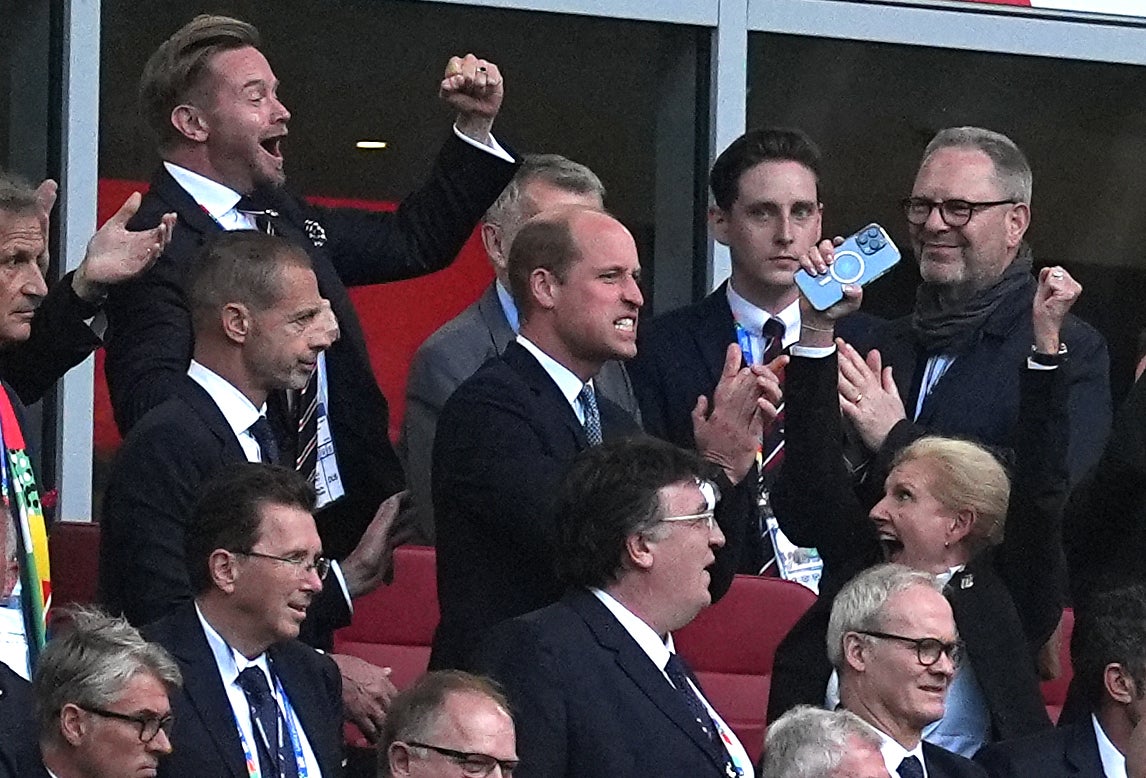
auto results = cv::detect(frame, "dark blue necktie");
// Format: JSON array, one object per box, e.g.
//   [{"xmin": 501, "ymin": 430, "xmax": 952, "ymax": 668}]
[
  {"xmin": 664, "ymin": 653, "xmax": 735, "ymax": 772},
  {"xmin": 578, "ymin": 384, "xmax": 603, "ymax": 446},
  {"xmin": 898, "ymin": 754, "xmax": 924, "ymax": 778},
  {"xmin": 235, "ymin": 667, "xmax": 298, "ymax": 778},
  {"xmin": 248, "ymin": 416, "xmax": 280, "ymax": 465}
]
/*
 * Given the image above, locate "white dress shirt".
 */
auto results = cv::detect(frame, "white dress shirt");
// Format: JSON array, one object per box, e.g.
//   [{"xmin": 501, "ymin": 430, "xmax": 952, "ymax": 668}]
[
  {"xmin": 516, "ymin": 335, "xmax": 593, "ymax": 425},
  {"xmin": 1094, "ymin": 714, "xmax": 1127, "ymax": 778},
  {"xmin": 590, "ymin": 588, "xmax": 755, "ymax": 777},
  {"xmin": 726, "ymin": 282, "xmax": 801, "ymax": 363},
  {"xmin": 869, "ymin": 723, "xmax": 930, "ymax": 778},
  {"xmin": 195, "ymin": 604, "xmax": 323, "ymax": 778}
]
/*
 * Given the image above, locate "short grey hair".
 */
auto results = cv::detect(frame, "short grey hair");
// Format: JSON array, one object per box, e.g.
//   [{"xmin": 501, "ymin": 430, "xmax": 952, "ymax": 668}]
[
  {"xmin": 922, "ymin": 126, "xmax": 1032, "ymax": 204},
  {"xmin": 0, "ymin": 172, "xmax": 41, "ymax": 218},
  {"xmin": 762, "ymin": 706, "xmax": 883, "ymax": 778},
  {"xmin": 33, "ymin": 606, "xmax": 182, "ymax": 740},
  {"xmin": 826, "ymin": 564, "xmax": 943, "ymax": 669},
  {"xmin": 484, "ymin": 153, "xmax": 605, "ymax": 229}
]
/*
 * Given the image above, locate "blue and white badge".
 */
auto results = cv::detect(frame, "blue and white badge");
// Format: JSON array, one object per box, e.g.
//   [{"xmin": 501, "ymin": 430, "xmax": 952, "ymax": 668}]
[{"xmin": 313, "ymin": 353, "xmax": 344, "ymax": 509}]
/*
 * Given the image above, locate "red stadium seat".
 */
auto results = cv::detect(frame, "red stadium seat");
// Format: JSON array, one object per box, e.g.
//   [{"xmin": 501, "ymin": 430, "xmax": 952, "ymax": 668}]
[
  {"xmin": 48, "ymin": 521, "xmax": 101, "ymax": 610},
  {"xmin": 1039, "ymin": 607, "xmax": 1075, "ymax": 724},
  {"xmin": 675, "ymin": 575, "xmax": 817, "ymax": 766},
  {"xmin": 334, "ymin": 545, "xmax": 440, "ymax": 749}
]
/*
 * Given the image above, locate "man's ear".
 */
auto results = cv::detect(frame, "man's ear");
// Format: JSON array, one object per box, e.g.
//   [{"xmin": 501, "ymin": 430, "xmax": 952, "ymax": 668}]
[
  {"xmin": 388, "ymin": 743, "xmax": 412, "ymax": 776},
  {"xmin": 482, "ymin": 222, "xmax": 506, "ymax": 275},
  {"xmin": 208, "ymin": 549, "xmax": 239, "ymax": 594},
  {"xmin": 1006, "ymin": 202, "xmax": 1031, "ymax": 249},
  {"xmin": 59, "ymin": 703, "xmax": 87, "ymax": 746},
  {"xmin": 843, "ymin": 632, "xmax": 868, "ymax": 674},
  {"xmin": 1106, "ymin": 662, "xmax": 1138, "ymax": 706},
  {"xmin": 709, "ymin": 205, "xmax": 730, "ymax": 247},
  {"xmin": 624, "ymin": 532, "xmax": 656, "ymax": 573},
  {"xmin": 170, "ymin": 104, "xmax": 210, "ymax": 144},
  {"xmin": 529, "ymin": 267, "xmax": 559, "ymax": 312},
  {"xmin": 221, "ymin": 303, "xmax": 251, "ymax": 344}
]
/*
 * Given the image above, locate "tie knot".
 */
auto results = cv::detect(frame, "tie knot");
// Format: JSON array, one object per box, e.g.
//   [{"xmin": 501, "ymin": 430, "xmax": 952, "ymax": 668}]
[
  {"xmin": 236, "ymin": 666, "xmax": 273, "ymax": 702},
  {"xmin": 235, "ymin": 194, "xmax": 263, "ymax": 213},
  {"xmin": 762, "ymin": 317, "xmax": 785, "ymax": 341},
  {"xmin": 897, "ymin": 754, "xmax": 925, "ymax": 778}
]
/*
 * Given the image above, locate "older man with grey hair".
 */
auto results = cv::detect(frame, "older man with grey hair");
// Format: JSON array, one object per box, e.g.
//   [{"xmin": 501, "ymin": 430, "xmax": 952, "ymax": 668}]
[
  {"xmin": 27, "ymin": 607, "xmax": 181, "ymax": 778},
  {"xmin": 378, "ymin": 670, "xmax": 516, "ymax": 778},
  {"xmin": 400, "ymin": 153, "xmax": 639, "ymax": 544},
  {"xmin": 762, "ymin": 706, "xmax": 890, "ymax": 778},
  {"xmin": 841, "ymin": 126, "xmax": 1108, "ymax": 498},
  {"xmin": 830, "ymin": 564, "xmax": 985, "ymax": 778}
]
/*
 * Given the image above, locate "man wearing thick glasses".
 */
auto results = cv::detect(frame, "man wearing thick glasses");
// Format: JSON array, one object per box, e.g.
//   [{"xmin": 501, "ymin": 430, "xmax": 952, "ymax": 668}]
[
  {"xmin": 842, "ymin": 126, "xmax": 1108, "ymax": 496},
  {"xmin": 30, "ymin": 607, "xmax": 181, "ymax": 778},
  {"xmin": 829, "ymin": 565, "xmax": 985, "ymax": 778},
  {"xmin": 379, "ymin": 670, "xmax": 517, "ymax": 778},
  {"xmin": 144, "ymin": 464, "xmax": 344, "ymax": 778}
]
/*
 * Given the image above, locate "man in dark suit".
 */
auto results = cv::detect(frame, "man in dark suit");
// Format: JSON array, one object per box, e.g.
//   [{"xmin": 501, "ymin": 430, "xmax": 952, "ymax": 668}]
[
  {"xmin": 474, "ymin": 437, "xmax": 757, "ymax": 777},
  {"xmin": 145, "ymin": 464, "xmax": 343, "ymax": 778},
  {"xmin": 100, "ymin": 231, "xmax": 398, "ymax": 740},
  {"xmin": 31, "ymin": 608, "xmax": 181, "ymax": 778},
  {"xmin": 400, "ymin": 153, "xmax": 639, "ymax": 545},
  {"xmin": 106, "ymin": 14, "xmax": 518, "ymax": 560},
  {"xmin": 843, "ymin": 126, "xmax": 1109, "ymax": 499},
  {"xmin": 631, "ymin": 126, "xmax": 870, "ymax": 575},
  {"xmin": 977, "ymin": 585, "xmax": 1146, "ymax": 777},
  {"xmin": 831, "ymin": 564, "xmax": 987, "ymax": 778},
  {"xmin": 431, "ymin": 207, "xmax": 771, "ymax": 670},
  {"xmin": 0, "ymin": 514, "xmax": 35, "ymax": 778}
]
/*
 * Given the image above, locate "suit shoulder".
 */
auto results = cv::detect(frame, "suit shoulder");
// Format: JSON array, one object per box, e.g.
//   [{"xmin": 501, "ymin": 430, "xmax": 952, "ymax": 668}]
[
  {"xmin": 974, "ymin": 724, "xmax": 1071, "ymax": 768},
  {"xmin": 641, "ymin": 299, "xmax": 709, "ymax": 346},
  {"xmin": 410, "ymin": 303, "xmax": 493, "ymax": 379},
  {"xmin": 923, "ymin": 742, "xmax": 989, "ymax": 777}
]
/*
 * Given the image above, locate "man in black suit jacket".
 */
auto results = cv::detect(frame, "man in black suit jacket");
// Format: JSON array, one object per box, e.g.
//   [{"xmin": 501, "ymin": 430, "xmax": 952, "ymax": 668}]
[
  {"xmin": 101, "ymin": 231, "xmax": 398, "ymax": 740},
  {"xmin": 400, "ymin": 153, "xmax": 639, "ymax": 545},
  {"xmin": 843, "ymin": 127, "xmax": 1108, "ymax": 500},
  {"xmin": 830, "ymin": 565, "xmax": 987, "ymax": 778},
  {"xmin": 106, "ymin": 15, "xmax": 518, "ymax": 560},
  {"xmin": 475, "ymin": 437, "xmax": 757, "ymax": 777},
  {"xmin": 431, "ymin": 208, "xmax": 771, "ymax": 669},
  {"xmin": 631, "ymin": 127, "xmax": 874, "ymax": 575},
  {"xmin": 977, "ymin": 585, "xmax": 1146, "ymax": 777},
  {"xmin": 144, "ymin": 464, "xmax": 343, "ymax": 778},
  {"xmin": 32, "ymin": 608, "xmax": 182, "ymax": 778}
]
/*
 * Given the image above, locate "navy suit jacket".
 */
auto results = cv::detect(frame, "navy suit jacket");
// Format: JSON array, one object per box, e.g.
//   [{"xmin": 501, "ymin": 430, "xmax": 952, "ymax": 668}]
[
  {"xmin": 922, "ymin": 741, "xmax": 991, "ymax": 778},
  {"xmin": 144, "ymin": 604, "xmax": 343, "ymax": 778},
  {"xmin": 106, "ymin": 134, "xmax": 518, "ymax": 558},
  {"xmin": 473, "ymin": 589, "xmax": 737, "ymax": 778},
  {"xmin": 0, "ymin": 661, "xmax": 36, "ymax": 778},
  {"xmin": 99, "ymin": 378, "xmax": 349, "ymax": 645},
  {"xmin": 975, "ymin": 719, "xmax": 1105, "ymax": 777}
]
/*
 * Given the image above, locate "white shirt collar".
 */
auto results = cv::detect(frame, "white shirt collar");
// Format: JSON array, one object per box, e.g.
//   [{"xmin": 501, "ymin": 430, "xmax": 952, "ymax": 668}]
[
  {"xmin": 725, "ymin": 283, "xmax": 801, "ymax": 349},
  {"xmin": 515, "ymin": 334, "xmax": 593, "ymax": 418},
  {"xmin": 867, "ymin": 721, "xmax": 930, "ymax": 778},
  {"xmin": 187, "ymin": 360, "xmax": 266, "ymax": 441},
  {"xmin": 590, "ymin": 588, "xmax": 674, "ymax": 668},
  {"xmin": 164, "ymin": 161, "xmax": 244, "ymax": 222},
  {"xmin": 194, "ymin": 602, "xmax": 274, "ymax": 689},
  {"xmin": 1094, "ymin": 714, "xmax": 1128, "ymax": 778},
  {"xmin": 935, "ymin": 565, "xmax": 966, "ymax": 589}
]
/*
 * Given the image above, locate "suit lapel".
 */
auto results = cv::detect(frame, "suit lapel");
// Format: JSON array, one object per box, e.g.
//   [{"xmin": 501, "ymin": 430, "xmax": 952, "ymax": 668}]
[
  {"xmin": 503, "ymin": 341, "xmax": 590, "ymax": 448},
  {"xmin": 477, "ymin": 283, "xmax": 516, "ymax": 353},
  {"xmin": 694, "ymin": 283, "xmax": 739, "ymax": 385},
  {"xmin": 177, "ymin": 379, "xmax": 249, "ymax": 462},
  {"xmin": 165, "ymin": 607, "xmax": 248, "ymax": 778},
  {"xmin": 567, "ymin": 591, "xmax": 723, "ymax": 772},
  {"xmin": 1063, "ymin": 719, "xmax": 1105, "ymax": 776},
  {"xmin": 150, "ymin": 167, "xmax": 226, "ymax": 238}
]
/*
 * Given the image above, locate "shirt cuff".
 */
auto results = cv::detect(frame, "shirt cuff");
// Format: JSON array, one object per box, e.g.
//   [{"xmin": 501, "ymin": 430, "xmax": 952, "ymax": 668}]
[
  {"xmin": 1026, "ymin": 358, "xmax": 1059, "ymax": 371},
  {"xmin": 330, "ymin": 560, "xmax": 354, "ymax": 615},
  {"xmin": 452, "ymin": 124, "xmax": 515, "ymax": 163},
  {"xmin": 790, "ymin": 344, "xmax": 837, "ymax": 359}
]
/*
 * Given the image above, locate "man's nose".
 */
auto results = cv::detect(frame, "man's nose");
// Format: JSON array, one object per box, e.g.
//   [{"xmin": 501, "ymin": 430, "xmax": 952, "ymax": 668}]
[
  {"xmin": 24, "ymin": 264, "xmax": 48, "ymax": 299},
  {"xmin": 149, "ymin": 727, "xmax": 174, "ymax": 754},
  {"xmin": 774, "ymin": 214, "xmax": 794, "ymax": 244}
]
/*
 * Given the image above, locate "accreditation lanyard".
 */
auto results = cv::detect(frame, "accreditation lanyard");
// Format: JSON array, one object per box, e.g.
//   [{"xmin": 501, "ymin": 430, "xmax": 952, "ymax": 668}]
[
  {"xmin": 733, "ymin": 321, "xmax": 757, "ymax": 367},
  {"xmin": 233, "ymin": 672, "xmax": 309, "ymax": 778}
]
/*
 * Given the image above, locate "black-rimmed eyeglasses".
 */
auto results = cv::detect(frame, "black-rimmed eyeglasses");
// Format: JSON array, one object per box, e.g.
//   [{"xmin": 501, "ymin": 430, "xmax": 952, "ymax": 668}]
[
  {"xmin": 857, "ymin": 630, "xmax": 963, "ymax": 666},
  {"xmin": 901, "ymin": 197, "xmax": 1016, "ymax": 228},
  {"xmin": 405, "ymin": 741, "xmax": 519, "ymax": 776},
  {"xmin": 79, "ymin": 705, "xmax": 174, "ymax": 742},
  {"xmin": 235, "ymin": 550, "xmax": 331, "ymax": 580}
]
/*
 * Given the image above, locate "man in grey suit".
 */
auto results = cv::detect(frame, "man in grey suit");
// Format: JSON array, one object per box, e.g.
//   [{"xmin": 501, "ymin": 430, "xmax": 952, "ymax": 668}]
[{"xmin": 399, "ymin": 154, "xmax": 639, "ymax": 544}]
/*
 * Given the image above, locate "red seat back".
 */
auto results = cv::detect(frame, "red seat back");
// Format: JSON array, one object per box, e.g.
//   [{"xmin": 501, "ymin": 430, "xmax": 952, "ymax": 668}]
[
  {"xmin": 675, "ymin": 575, "xmax": 817, "ymax": 766},
  {"xmin": 1039, "ymin": 607, "xmax": 1075, "ymax": 723},
  {"xmin": 48, "ymin": 521, "xmax": 101, "ymax": 610}
]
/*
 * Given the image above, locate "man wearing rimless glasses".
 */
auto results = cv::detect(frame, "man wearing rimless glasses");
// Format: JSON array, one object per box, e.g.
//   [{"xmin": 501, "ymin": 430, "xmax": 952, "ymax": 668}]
[
  {"xmin": 841, "ymin": 126, "xmax": 1108, "ymax": 496},
  {"xmin": 29, "ymin": 607, "xmax": 182, "ymax": 778},
  {"xmin": 144, "ymin": 464, "xmax": 344, "ymax": 778},
  {"xmin": 829, "ymin": 565, "xmax": 986, "ymax": 778}
]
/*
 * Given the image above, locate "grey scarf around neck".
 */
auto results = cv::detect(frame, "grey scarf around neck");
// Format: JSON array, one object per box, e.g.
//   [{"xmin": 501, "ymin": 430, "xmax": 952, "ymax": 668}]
[{"xmin": 911, "ymin": 243, "xmax": 1035, "ymax": 355}]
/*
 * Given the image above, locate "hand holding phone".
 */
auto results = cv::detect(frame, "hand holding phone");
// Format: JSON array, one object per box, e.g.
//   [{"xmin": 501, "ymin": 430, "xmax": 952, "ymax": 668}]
[{"xmin": 795, "ymin": 224, "xmax": 900, "ymax": 311}]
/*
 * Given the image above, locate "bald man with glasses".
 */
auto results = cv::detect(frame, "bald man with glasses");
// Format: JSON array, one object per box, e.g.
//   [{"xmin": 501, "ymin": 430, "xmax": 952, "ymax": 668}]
[{"xmin": 837, "ymin": 126, "xmax": 1108, "ymax": 499}]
